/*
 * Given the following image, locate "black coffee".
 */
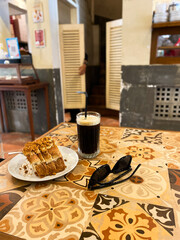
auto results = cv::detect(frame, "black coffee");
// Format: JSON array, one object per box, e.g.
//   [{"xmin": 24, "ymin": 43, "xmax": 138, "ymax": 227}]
[{"xmin": 77, "ymin": 123, "xmax": 100, "ymax": 154}]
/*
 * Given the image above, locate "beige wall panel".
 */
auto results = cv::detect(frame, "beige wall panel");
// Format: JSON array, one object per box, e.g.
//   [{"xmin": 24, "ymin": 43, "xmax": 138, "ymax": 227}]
[
  {"xmin": 122, "ymin": 0, "xmax": 153, "ymax": 65},
  {"xmin": 26, "ymin": 0, "xmax": 53, "ymax": 69},
  {"xmin": 0, "ymin": 1, "xmax": 11, "ymax": 52},
  {"xmin": 0, "ymin": 18, "xmax": 11, "ymax": 51}
]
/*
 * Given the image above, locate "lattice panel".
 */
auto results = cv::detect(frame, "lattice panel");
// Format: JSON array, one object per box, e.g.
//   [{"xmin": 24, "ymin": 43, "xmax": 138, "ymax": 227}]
[
  {"xmin": 5, "ymin": 91, "xmax": 38, "ymax": 112},
  {"xmin": 154, "ymin": 87, "xmax": 180, "ymax": 120}
]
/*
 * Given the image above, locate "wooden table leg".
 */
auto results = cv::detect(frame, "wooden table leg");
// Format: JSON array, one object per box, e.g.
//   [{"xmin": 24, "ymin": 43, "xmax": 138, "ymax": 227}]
[
  {"xmin": 0, "ymin": 91, "xmax": 8, "ymax": 132},
  {"xmin": 25, "ymin": 89, "xmax": 35, "ymax": 140},
  {"xmin": 44, "ymin": 85, "xmax": 51, "ymax": 130},
  {"xmin": 0, "ymin": 96, "xmax": 5, "ymax": 132}
]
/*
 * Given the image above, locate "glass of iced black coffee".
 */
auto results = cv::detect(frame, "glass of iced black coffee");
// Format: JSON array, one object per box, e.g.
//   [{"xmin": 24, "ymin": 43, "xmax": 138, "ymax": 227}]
[{"xmin": 76, "ymin": 111, "xmax": 100, "ymax": 159}]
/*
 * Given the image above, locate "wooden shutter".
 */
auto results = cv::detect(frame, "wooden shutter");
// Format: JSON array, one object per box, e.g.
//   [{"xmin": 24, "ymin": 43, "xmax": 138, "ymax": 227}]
[
  {"xmin": 106, "ymin": 19, "xmax": 122, "ymax": 110},
  {"xmin": 59, "ymin": 24, "xmax": 86, "ymax": 109}
]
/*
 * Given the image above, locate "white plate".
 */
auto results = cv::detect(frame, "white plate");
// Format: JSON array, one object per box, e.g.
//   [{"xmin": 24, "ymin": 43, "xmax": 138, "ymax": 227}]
[{"xmin": 8, "ymin": 146, "xmax": 79, "ymax": 182}]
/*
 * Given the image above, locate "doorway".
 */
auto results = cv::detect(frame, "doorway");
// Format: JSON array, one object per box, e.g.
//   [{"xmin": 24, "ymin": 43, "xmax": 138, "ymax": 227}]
[
  {"xmin": 58, "ymin": 0, "xmax": 78, "ymax": 24},
  {"xmin": 8, "ymin": 3, "xmax": 29, "ymax": 52}
]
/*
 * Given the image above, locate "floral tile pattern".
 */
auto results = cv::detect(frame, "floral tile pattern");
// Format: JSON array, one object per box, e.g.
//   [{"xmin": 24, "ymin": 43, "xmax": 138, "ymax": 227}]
[
  {"xmin": 80, "ymin": 194, "xmax": 176, "ymax": 240},
  {"xmin": 105, "ymin": 165, "xmax": 169, "ymax": 200},
  {"xmin": 0, "ymin": 182, "xmax": 94, "ymax": 240},
  {"xmin": 138, "ymin": 203, "xmax": 175, "ymax": 236},
  {"xmin": 0, "ymin": 123, "xmax": 180, "ymax": 239}
]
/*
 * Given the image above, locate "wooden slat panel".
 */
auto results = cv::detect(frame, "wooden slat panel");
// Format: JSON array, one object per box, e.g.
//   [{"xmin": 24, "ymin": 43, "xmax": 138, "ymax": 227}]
[
  {"xmin": 59, "ymin": 24, "xmax": 85, "ymax": 109},
  {"xmin": 106, "ymin": 19, "xmax": 122, "ymax": 111}
]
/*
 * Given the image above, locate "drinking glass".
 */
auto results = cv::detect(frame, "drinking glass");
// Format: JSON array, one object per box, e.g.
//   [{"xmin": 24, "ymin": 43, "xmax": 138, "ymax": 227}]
[{"xmin": 76, "ymin": 111, "xmax": 100, "ymax": 159}]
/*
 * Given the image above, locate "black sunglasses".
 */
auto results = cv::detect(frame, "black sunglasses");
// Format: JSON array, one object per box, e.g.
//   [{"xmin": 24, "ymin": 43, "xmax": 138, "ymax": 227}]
[{"xmin": 88, "ymin": 155, "xmax": 141, "ymax": 190}]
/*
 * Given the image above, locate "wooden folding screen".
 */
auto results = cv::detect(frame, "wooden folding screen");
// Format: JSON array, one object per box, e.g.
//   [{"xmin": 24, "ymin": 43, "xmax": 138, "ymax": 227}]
[
  {"xmin": 59, "ymin": 24, "xmax": 86, "ymax": 109},
  {"xmin": 106, "ymin": 19, "xmax": 122, "ymax": 111}
]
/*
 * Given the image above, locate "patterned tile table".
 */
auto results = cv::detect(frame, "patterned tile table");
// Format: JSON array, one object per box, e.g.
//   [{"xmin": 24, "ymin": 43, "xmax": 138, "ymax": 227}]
[{"xmin": 0, "ymin": 123, "xmax": 180, "ymax": 240}]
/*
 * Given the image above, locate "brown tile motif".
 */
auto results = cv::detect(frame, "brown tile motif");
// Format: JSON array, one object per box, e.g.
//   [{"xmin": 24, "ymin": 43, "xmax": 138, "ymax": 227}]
[
  {"xmin": 168, "ymin": 168, "xmax": 180, "ymax": 192},
  {"xmin": 116, "ymin": 140, "xmax": 172, "ymax": 169},
  {"xmin": 138, "ymin": 203, "xmax": 175, "ymax": 236},
  {"xmin": 80, "ymin": 194, "xmax": 176, "ymax": 240},
  {"xmin": 0, "ymin": 193, "xmax": 21, "ymax": 220},
  {"xmin": 92, "ymin": 193, "xmax": 129, "ymax": 216},
  {"xmin": 118, "ymin": 143, "xmax": 164, "ymax": 165},
  {"xmin": 64, "ymin": 159, "xmax": 99, "ymax": 188},
  {"xmin": 168, "ymin": 168, "xmax": 180, "ymax": 207},
  {"xmin": 121, "ymin": 129, "xmax": 163, "ymax": 144},
  {"xmin": 0, "ymin": 185, "xmax": 29, "ymax": 220}
]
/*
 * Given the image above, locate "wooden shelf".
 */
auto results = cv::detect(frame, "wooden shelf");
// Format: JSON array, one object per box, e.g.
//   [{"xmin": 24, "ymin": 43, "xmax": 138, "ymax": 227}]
[
  {"xmin": 152, "ymin": 21, "xmax": 180, "ymax": 28},
  {"xmin": 158, "ymin": 46, "xmax": 180, "ymax": 50},
  {"xmin": 151, "ymin": 21, "xmax": 180, "ymax": 64}
]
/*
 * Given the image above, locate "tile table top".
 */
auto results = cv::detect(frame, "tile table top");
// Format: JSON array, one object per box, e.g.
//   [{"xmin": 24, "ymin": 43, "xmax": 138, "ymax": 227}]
[{"xmin": 0, "ymin": 123, "xmax": 180, "ymax": 239}]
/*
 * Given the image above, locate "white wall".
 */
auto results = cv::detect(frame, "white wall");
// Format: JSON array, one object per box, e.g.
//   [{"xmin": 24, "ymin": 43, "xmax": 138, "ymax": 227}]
[
  {"xmin": 26, "ymin": 0, "xmax": 61, "ymax": 69},
  {"xmin": 122, "ymin": 0, "xmax": 153, "ymax": 65},
  {"xmin": 8, "ymin": 0, "xmax": 26, "ymax": 10},
  {"xmin": 153, "ymin": 0, "xmax": 173, "ymax": 11},
  {"xmin": 58, "ymin": 0, "xmax": 71, "ymax": 24},
  {"xmin": 0, "ymin": 0, "xmax": 11, "ymax": 51}
]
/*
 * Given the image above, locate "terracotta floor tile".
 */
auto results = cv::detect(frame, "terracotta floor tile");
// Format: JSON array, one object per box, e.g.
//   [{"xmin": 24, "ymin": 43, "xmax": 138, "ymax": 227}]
[
  {"xmin": 1, "ymin": 132, "xmax": 40, "ymax": 155},
  {"xmin": 1, "ymin": 132, "xmax": 32, "ymax": 143},
  {"xmin": 65, "ymin": 112, "xmax": 119, "ymax": 127},
  {"xmin": 3, "ymin": 143, "xmax": 24, "ymax": 153},
  {"xmin": 101, "ymin": 117, "xmax": 119, "ymax": 127}
]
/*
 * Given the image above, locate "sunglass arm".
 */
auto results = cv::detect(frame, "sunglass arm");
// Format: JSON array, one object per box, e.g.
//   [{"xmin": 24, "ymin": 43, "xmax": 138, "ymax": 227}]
[{"xmin": 88, "ymin": 164, "xmax": 141, "ymax": 190}]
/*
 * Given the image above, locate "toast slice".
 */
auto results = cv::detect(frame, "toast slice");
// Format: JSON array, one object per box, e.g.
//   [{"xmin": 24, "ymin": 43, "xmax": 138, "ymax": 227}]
[{"xmin": 22, "ymin": 137, "xmax": 66, "ymax": 177}]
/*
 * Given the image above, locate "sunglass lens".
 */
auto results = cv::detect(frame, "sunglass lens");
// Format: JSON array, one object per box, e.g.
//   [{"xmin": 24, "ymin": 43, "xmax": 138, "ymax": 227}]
[
  {"xmin": 88, "ymin": 164, "xmax": 111, "ymax": 187},
  {"xmin": 112, "ymin": 155, "xmax": 132, "ymax": 174}
]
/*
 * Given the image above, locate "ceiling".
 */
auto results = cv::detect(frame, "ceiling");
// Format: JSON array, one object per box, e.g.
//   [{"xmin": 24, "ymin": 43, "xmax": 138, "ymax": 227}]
[{"xmin": 8, "ymin": 3, "xmax": 27, "ymax": 16}]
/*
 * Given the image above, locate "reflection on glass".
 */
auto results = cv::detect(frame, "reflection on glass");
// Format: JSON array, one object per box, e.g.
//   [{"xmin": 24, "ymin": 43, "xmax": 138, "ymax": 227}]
[{"xmin": 157, "ymin": 34, "xmax": 180, "ymax": 57}]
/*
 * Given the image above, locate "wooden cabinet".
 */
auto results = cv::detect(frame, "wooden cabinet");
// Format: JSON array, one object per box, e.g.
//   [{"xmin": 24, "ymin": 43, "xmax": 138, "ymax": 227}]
[{"xmin": 150, "ymin": 21, "xmax": 180, "ymax": 64}]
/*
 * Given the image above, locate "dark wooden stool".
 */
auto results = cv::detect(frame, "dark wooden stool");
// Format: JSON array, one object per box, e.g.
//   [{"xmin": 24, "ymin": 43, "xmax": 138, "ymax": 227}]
[{"xmin": 0, "ymin": 82, "xmax": 51, "ymax": 140}]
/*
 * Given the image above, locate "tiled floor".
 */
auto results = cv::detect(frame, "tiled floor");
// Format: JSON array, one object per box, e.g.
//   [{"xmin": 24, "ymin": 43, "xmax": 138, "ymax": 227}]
[{"xmin": 0, "ymin": 114, "xmax": 119, "ymax": 159}]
